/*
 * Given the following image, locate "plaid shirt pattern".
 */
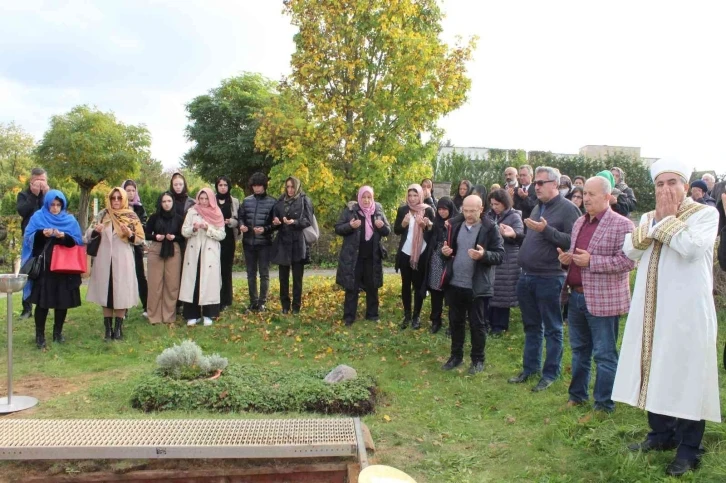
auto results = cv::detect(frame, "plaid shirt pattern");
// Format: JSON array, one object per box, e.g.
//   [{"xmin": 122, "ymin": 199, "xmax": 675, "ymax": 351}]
[{"xmin": 563, "ymin": 208, "xmax": 635, "ymax": 316}]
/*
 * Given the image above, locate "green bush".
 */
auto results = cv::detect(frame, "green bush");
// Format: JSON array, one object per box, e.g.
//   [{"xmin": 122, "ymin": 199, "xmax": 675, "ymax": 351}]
[{"xmin": 130, "ymin": 364, "xmax": 378, "ymax": 416}]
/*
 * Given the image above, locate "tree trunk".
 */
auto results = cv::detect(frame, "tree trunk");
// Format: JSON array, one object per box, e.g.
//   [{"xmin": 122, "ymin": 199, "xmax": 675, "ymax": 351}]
[{"xmin": 78, "ymin": 185, "xmax": 92, "ymax": 232}]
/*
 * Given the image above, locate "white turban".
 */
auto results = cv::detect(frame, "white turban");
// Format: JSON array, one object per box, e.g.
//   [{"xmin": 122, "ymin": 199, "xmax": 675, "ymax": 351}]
[{"xmin": 650, "ymin": 157, "xmax": 692, "ymax": 183}]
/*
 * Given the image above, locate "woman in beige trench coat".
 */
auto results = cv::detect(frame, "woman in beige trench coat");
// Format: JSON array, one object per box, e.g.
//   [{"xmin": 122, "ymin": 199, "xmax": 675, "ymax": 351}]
[
  {"xmin": 86, "ymin": 188, "xmax": 145, "ymax": 341},
  {"xmin": 179, "ymin": 188, "xmax": 226, "ymax": 327}
]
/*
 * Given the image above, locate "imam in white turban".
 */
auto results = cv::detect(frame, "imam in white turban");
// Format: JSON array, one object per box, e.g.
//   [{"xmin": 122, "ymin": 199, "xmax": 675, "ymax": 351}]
[{"xmin": 650, "ymin": 157, "xmax": 693, "ymax": 183}]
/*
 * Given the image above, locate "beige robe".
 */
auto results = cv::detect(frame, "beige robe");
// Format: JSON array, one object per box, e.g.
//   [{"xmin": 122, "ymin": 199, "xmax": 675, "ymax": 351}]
[
  {"xmin": 178, "ymin": 208, "xmax": 226, "ymax": 306},
  {"xmin": 85, "ymin": 210, "xmax": 144, "ymax": 309}
]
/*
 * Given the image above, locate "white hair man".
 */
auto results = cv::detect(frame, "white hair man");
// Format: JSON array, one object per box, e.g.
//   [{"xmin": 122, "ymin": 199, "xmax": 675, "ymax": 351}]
[
  {"xmin": 613, "ymin": 158, "xmax": 720, "ymax": 477},
  {"xmin": 701, "ymin": 173, "xmax": 715, "ymax": 195}
]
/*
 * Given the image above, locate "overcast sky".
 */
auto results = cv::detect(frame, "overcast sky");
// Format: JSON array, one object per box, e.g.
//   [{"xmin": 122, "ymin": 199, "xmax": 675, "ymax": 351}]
[{"xmin": 1, "ymin": 0, "xmax": 725, "ymax": 173}]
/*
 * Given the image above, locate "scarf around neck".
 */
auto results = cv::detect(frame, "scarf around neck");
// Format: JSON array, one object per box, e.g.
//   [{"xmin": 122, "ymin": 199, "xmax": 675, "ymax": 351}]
[
  {"xmin": 194, "ymin": 187, "xmax": 226, "ymax": 229},
  {"xmin": 357, "ymin": 185, "xmax": 376, "ymax": 241},
  {"xmin": 406, "ymin": 183, "xmax": 427, "ymax": 269},
  {"xmin": 103, "ymin": 188, "xmax": 144, "ymax": 243},
  {"xmin": 152, "ymin": 191, "xmax": 183, "ymax": 258}
]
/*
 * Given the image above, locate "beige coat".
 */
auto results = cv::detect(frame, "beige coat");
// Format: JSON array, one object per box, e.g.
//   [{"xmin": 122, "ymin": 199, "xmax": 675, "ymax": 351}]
[
  {"xmin": 85, "ymin": 210, "xmax": 144, "ymax": 309},
  {"xmin": 179, "ymin": 208, "xmax": 226, "ymax": 306}
]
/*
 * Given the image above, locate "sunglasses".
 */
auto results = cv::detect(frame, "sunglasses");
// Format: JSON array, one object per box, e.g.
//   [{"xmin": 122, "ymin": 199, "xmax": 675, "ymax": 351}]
[
  {"xmin": 534, "ymin": 180, "xmax": 556, "ymax": 187},
  {"xmin": 110, "ymin": 196, "xmax": 123, "ymax": 201}
]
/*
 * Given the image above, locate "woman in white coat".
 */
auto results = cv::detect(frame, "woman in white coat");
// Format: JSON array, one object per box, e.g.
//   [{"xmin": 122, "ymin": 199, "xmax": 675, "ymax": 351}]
[
  {"xmin": 179, "ymin": 188, "xmax": 226, "ymax": 326},
  {"xmin": 86, "ymin": 188, "xmax": 146, "ymax": 341}
]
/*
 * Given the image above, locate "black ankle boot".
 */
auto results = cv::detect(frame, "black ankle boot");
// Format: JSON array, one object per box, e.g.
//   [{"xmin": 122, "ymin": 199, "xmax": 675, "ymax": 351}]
[
  {"xmin": 113, "ymin": 317, "xmax": 124, "ymax": 341},
  {"xmin": 52, "ymin": 328, "xmax": 65, "ymax": 343},
  {"xmin": 104, "ymin": 317, "xmax": 113, "ymax": 341},
  {"xmin": 35, "ymin": 334, "xmax": 46, "ymax": 350},
  {"xmin": 400, "ymin": 312, "xmax": 412, "ymax": 329},
  {"xmin": 431, "ymin": 320, "xmax": 442, "ymax": 334},
  {"xmin": 411, "ymin": 315, "xmax": 421, "ymax": 330}
]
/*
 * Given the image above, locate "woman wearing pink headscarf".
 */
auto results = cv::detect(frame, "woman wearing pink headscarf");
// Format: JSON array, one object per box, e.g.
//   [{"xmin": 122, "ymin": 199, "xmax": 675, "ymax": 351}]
[
  {"xmin": 393, "ymin": 184, "xmax": 435, "ymax": 330},
  {"xmin": 179, "ymin": 188, "xmax": 227, "ymax": 327},
  {"xmin": 335, "ymin": 186, "xmax": 391, "ymax": 326}
]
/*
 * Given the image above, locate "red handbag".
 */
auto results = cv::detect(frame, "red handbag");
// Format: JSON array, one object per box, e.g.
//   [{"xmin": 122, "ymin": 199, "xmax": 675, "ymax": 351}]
[{"xmin": 51, "ymin": 245, "xmax": 88, "ymax": 274}]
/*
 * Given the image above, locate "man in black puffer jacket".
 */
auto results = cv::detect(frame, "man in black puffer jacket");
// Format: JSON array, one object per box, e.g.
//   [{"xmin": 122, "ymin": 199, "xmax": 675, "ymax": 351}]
[{"xmin": 238, "ymin": 172, "xmax": 277, "ymax": 312}]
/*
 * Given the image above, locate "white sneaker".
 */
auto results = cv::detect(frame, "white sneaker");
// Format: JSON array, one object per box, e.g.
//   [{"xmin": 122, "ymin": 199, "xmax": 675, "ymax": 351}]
[
  {"xmin": 202, "ymin": 317, "xmax": 213, "ymax": 327},
  {"xmin": 142, "ymin": 311, "xmax": 148, "ymax": 318},
  {"xmin": 187, "ymin": 319, "xmax": 198, "ymax": 326}
]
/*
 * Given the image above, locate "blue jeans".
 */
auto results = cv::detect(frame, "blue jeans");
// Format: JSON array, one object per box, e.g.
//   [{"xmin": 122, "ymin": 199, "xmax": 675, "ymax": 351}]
[
  {"xmin": 516, "ymin": 273, "xmax": 565, "ymax": 381},
  {"xmin": 567, "ymin": 291, "xmax": 619, "ymax": 411}
]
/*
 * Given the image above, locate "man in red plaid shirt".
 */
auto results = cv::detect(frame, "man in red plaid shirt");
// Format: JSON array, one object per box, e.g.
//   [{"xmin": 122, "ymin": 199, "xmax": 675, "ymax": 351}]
[{"xmin": 557, "ymin": 176, "xmax": 635, "ymax": 413}]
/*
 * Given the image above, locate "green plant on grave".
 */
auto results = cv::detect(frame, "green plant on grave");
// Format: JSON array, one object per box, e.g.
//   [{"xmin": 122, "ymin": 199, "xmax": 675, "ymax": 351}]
[{"xmin": 155, "ymin": 340, "xmax": 228, "ymax": 380}]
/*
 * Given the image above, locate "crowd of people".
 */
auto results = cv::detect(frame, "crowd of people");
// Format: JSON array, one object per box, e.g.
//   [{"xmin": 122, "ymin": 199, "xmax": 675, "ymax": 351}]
[{"xmin": 14, "ymin": 160, "xmax": 724, "ymax": 477}]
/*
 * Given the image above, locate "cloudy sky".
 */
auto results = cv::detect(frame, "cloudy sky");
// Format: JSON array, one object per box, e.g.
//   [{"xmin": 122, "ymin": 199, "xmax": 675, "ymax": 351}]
[{"xmin": 1, "ymin": 1, "xmax": 725, "ymax": 172}]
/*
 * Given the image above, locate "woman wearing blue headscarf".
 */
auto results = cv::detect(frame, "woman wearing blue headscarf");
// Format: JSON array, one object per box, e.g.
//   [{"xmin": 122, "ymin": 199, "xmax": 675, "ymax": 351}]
[{"xmin": 20, "ymin": 190, "xmax": 83, "ymax": 349}]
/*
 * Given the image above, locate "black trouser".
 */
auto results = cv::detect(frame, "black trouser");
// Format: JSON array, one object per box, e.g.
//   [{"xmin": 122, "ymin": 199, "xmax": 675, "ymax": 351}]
[
  {"xmin": 489, "ymin": 306, "xmax": 511, "ymax": 332},
  {"xmin": 182, "ymin": 255, "xmax": 220, "ymax": 319},
  {"xmin": 429, "ymin": 289, "xmax": 445, "ymax": 324},
  {"xmin": 134, "ymin": 247, "xmax": 148, "ymax": 311},
  {"xmin": 34, "ymin": 306, "xmax": 67, "ymax": 338},
  {"xmin": 399, "ymin": 253, "xmax": 425, "ymax": 317},
  {"xmin": 343, "ymin": 257, "xmax": 378, "ymax": 322},
  {"xmin": 446, "ymin": 286, "xmax": 488, "ymax": 363},
  {"xmin": 219, "ymin": 235, "xmax": 235, "ymax": 307},
  {"xmin": 647, "ymin": 412, "xmax": 706, "ymax": 461},
  {"xmin": 279, "ymin": 262, "xmax": 304, "ymax": 311},
  {"xmin": 244, "ymin": 244, "xmax": 271, "ymax": 306}
]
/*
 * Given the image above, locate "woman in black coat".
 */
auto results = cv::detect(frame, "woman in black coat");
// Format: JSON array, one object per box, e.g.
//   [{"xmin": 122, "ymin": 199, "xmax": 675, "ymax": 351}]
[
  {"xmin": 452, "ymin": 179, "xmax": 473, "ymax": 213},
  {"xmin": 271, "ymin": 176, "xmax": 313, "ymax": 314},
  {"xmin": 335, "ymin": 186, "xmax": 391, "ymax": 326},
  {"xmin": 394, "ymin": 184, "xmax": 435, "ymax": 329},
  {"xmin": 486, "ymin": 189, "xmax": 524, "ymax": 336},
  {"xmin": 124, "ymin": 180, "xmax": 148, "ymax": 315},
  {"xmin": 20, "ymin": 190, "xmax": 83, "ymax": 349},
  {"xmin": 423, "ymin": 197, "xmax": 455, "ymax": 334}
]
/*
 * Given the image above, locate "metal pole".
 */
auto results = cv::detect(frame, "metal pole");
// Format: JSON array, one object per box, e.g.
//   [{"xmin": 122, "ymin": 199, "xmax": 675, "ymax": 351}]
[{"xmin": 6, "ymin": 293, "xmax": 11, "ymax": 406}]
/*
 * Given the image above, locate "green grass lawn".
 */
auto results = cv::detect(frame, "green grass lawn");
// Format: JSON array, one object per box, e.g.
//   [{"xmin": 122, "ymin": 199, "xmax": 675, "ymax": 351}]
[{"xmin": 0, "ymin": 275, "xmax": 725, "ymax": 482}]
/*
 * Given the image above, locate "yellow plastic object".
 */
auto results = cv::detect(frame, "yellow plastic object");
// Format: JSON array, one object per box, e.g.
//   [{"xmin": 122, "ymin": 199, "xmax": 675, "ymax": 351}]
[{"xmin": 359, "ymin": 464, "xmax": 417, "ymax": 483}]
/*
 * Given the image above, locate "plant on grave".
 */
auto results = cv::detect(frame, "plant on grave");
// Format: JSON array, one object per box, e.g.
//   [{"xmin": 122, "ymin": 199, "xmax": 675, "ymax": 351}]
[{"xmin": 155, "ymin": 340, "xmax": 228, "ymax": 380}]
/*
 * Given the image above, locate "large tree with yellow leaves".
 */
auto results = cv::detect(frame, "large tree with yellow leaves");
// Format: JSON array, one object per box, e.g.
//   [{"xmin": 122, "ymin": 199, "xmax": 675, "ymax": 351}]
[{"xmin": 256, "ymin": 0, "xmax": 476, "ymax": 221}]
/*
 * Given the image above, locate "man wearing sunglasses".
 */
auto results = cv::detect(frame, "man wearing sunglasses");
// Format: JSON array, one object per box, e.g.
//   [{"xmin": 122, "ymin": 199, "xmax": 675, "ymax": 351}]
[{"xmin": 509, "ymin": 166, "xmax": 581, "ymax": 392}]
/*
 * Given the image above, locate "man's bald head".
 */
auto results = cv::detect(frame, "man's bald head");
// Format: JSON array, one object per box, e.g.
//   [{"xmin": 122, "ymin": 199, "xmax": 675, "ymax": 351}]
[{"xmin": 462, "ymin": 195, "xmax": 483, "ymax": 224}]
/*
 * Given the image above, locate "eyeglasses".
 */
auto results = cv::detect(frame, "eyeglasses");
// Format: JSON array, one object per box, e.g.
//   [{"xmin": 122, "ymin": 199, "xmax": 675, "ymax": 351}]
[
  {"xmin": 571, "ymin": 195, "xmax": 583, "ymax": 199},
  {"xmin": 110, "ymin": 196, "xmax": 122, "ymax": 201},
  {"xmin": 533, "ymin": 180, "xmax": 556, "ymax": 187}
]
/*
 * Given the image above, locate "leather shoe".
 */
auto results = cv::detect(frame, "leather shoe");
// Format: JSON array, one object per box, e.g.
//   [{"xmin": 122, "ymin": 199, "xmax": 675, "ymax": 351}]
[
  {"xmin": 430, "ymin": 321, "xmax": 442, "ymax": 334},
  {"xmin": 344, "ymin": 319, "xmax": 354, "ymax": 327},
  {"xmin": 400, "ymin": 314, "xmax": 411, "ymax": 330},
  {"xmin": 507, "ymin": 372, "xmax": 538, "ymax": 384},
  {"xmin": 666, "ymin": 458, "xmax": 700, "ymax": 477},
  {"xmin": 19, "ymin": 309, "xmax": 33, "ymax": 320},
  {"xmin": 468, "ymin": 361, "xmax": 484, "ymax": 375},
  {"xmin": 566, "ymin": 400, "xmax": 586, "ymax": 408},
  {"xmin": 627, "ymin": 439, "xmax": 677, "ymax": 453},
  {"xmin": 441, "ymin": 357, "xmax": 463, "ymax": 371},
  {"xmin": 531, "ymin": 378, "xmax": 555, "ymax": 392},
  {"xmin": 281, "ymin": 308, "xmax": 290, "ymax": 315},
  {"xmin": 411, "ymin": 316, "xmax": 421, "ymax": 330}
]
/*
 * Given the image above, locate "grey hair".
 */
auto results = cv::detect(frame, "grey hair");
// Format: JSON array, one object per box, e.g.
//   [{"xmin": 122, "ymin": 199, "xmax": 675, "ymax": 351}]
[
  {"xmin": 587, "ymin": 176, "xmax": 611, "ymax": 195},
  {"xmin": 702, "ymin": 173, "xmax": 715, "ymax": 182},
  {"xmin": 535, "ymin": 166, "xmax": 561, "ymax": 182},
  {"xmin": 518, "ymin": 164, "xmax": 533, "ymax": 175}
]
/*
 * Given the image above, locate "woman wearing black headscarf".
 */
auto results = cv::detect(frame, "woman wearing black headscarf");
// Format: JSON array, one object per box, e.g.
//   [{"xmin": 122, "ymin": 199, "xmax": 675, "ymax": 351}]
[
  {"xmin": 452, "ymin": 180, "xmax": 473, "ymax": 213},
  {"xmin": 124, "ymin": 179, "xmax": 148, "ymax": 316},
  {"xmin": 422, "ymin": 197, "xmax": 455, "ymax": 334},
  {"xmin": 144, "ymin": 192, "xmax": 184, "ymax": 324},
  {"xmin": 169, "ymin": 172, "xmax": 195, "ymax": 313},
  {"xmin": 215, "ymin": 175, "xmax": 240, "ymax": 311}
]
